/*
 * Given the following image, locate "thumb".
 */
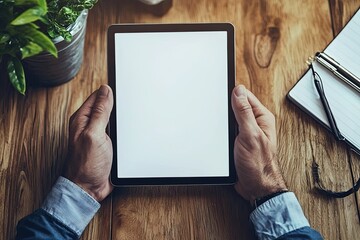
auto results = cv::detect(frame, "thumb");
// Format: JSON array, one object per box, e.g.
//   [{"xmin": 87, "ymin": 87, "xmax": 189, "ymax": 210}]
[
  {"xmin": 87, "ymin": 85, "xmax": 114, "ymax": 133},
  {"xmin": 231, "ymin": 85, "xmax": 258, "ymax": 132}
]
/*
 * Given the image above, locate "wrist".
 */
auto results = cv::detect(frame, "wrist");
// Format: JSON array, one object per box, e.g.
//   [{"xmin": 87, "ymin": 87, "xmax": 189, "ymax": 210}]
[
  {"xmin": 249, "ymin": 162, "xmax": 288, "ymax": 203},
  {"xmin": 252, "ymin": 190, "xmax": 288, "ymax": 208},
  {"xmin": 247, "ymin": 181, "xmax": 288, "ymax": 205},
  {"xmin": 75, "ymin": 182, "xmax": 111, "ymax": 202},
  {"xmin": 64, "ymin": 176, "xmax": 111, "ymax": 202}
]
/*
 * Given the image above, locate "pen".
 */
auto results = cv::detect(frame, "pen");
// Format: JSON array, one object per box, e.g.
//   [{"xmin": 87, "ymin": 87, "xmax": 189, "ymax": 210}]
[
  {"xmin": 310, "ymin": 64, "xmax": 344, "ymax": 141},
  {"xmin": 315, "ymin": 52, "xmax": 360, "ymax": 93}
]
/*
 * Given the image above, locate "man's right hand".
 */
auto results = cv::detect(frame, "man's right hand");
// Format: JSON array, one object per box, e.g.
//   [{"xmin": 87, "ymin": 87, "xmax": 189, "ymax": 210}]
[{"xmin": 231, "ymin": 85, "xmax": 287, "ymax": 205}]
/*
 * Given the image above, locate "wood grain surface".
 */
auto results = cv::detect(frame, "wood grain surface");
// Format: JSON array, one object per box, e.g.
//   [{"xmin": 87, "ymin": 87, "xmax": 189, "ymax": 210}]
[{"xmin": 1, "ymin": 0, "xmax": 359, "ymax": 239}]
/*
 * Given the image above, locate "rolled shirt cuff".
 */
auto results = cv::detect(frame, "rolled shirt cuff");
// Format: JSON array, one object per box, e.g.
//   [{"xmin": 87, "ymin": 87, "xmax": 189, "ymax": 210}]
[
  {"xmin": 41, "ymin": 176, "xmax": 100, "ymax": 237},
  {"xmin": 250, "ymin": 192, "xmax": 310, "ymax": 240}
]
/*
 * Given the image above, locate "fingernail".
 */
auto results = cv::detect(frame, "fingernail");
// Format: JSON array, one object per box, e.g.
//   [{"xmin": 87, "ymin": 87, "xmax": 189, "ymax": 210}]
[
  {"xmin": 235, "ymin": 85, "xmax": 246, "ymax": 97},
  {"xmin": 98, "ymin": 85, "xmax": 109, "ymax": 96}
]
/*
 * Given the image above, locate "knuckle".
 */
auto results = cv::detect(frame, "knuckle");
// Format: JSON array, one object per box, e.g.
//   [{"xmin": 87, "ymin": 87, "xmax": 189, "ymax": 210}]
[
  {"xmin": 244, "ymin": 131, "xmax": 263, "ymax": 149},
  {"xmin": 92, "ymin": 103, "xmax": 107, "ymax": 115},
  {"xmin": 252, "ymin": 129, "xmax": 263, "ymax": 140},
  {"xmin": 235, "ymin": 99, "xmax": 252, "ymax": 113},
  {"xmin": 82, "ymin": 129, "xmax": 99, "ymax": 144},
  {"xmin": 237, "ymin": 128, "xmax": 262, "ymax": 148}
]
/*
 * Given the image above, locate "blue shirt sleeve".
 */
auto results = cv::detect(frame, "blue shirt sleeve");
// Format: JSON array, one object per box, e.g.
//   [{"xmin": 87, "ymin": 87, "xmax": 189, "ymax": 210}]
[
  {"xmin": 16, "ymin": 209, "xmax": 78, "ymax": 240},
  {"xmin": 16, "ymin": 176, "xmax": 100, "ymax": 239},
  {"xmin": 277, "ymin": 226, "xmax": 323, "ymax": 240},
  {"xmin": 250, "ymin": 192, "xmax": 323, "ymax": 240},
  {"xmin": 17, "ymin": 179, "xmax": 323, "ymax": 240}
]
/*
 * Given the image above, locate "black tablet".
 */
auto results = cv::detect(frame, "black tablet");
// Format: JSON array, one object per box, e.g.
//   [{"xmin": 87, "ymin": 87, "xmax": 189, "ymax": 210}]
[{"xmin": 108, "ymin": 23, "xmax": 236, "ymax": 186}]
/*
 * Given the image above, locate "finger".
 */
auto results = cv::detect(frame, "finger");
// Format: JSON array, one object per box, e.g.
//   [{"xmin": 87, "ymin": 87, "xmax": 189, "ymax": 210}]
[
  {"xmin": 87, "ymin": 85, "xmax": 114, "ymax": 134},
  {"xmin": 69, "ymin": 89, "xmax": 99, "ymax": 135},
  {"xmin": 231, "ymin": 85, "xmax": 259, "ymax": 133},
  {"xmin": 245, "ymin": 88, "xmax": 276, "ymax": 142},
  {"xmin": 246, "ymin": 89, "xmax": 273, "ymax": 118}
]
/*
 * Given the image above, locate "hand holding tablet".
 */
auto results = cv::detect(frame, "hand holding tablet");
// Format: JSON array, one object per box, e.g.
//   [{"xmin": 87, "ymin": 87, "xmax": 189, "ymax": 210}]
[{"xmin": 108, "ymin": 23, "xmax": 236, "ymax": 186}]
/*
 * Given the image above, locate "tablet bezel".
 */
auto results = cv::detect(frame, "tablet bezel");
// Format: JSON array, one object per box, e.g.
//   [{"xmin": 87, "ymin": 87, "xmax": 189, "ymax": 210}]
[{"xmin": 108, "ymin": 23, "xmax": 236, "ymax": 186}]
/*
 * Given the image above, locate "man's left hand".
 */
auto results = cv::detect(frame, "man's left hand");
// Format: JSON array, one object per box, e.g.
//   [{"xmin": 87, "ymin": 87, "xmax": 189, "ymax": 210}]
[{"xmin": 64, "ymin": 85, "xmax": 114, "ymax": 202}]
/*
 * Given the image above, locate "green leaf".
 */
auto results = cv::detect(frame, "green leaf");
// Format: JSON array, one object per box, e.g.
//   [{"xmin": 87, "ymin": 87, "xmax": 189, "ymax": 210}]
[
  {"xmin": 6, "ymin": 56, "xmax": 26, "ymax": 95},
  {"xmin": 38, "ymin": 16, "xmax": 48, "ymax": 24},
  {"xmin": 15, "ymin": 24, "xmax": 58, "ymax": 58},
  {"xmin": 46, "ymin": 19, "xmax": 73, "ymax": 41},
  {"xmin": 14, "ymin": 0, "xmax": 39, "ymax": 6},
  {"xmin": 37, "ymin": 0, "xmax": 47, "ymax": 12},
  {"xmin": 0, "ymin": 34, "xmax": 11, "ymax": 44},
  {"xmin": 57, "ymin": 7, "xmax": 78, "ymax": 26},
  {"xmin": 20, "ymin": 41, "xmax": 42, "ymax": 59},
  {"xmin": 11, "ymin": 6, "xmax": 45, "ymax": 25},
  {"xmin": 28, "ymin": 22, "xmax": 40, "ymax": 29}
]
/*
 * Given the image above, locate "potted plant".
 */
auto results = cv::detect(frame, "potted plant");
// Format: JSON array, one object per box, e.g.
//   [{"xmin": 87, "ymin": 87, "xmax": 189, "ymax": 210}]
[{"xmin": 0, "ymin": 0, "xmax": 97, "ymax": 94}]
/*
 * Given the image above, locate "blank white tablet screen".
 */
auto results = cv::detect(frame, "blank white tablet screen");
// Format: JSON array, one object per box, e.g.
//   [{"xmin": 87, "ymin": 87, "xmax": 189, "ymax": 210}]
[{"xmin": 115, "ymin": 31, "xmax": 229, "ymax": 178}]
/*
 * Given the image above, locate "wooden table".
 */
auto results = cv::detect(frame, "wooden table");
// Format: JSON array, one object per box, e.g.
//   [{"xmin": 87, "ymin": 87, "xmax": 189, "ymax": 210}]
[{"xmin": 1, "ymin": 0, "xmax": 360, "ymax": 239}]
